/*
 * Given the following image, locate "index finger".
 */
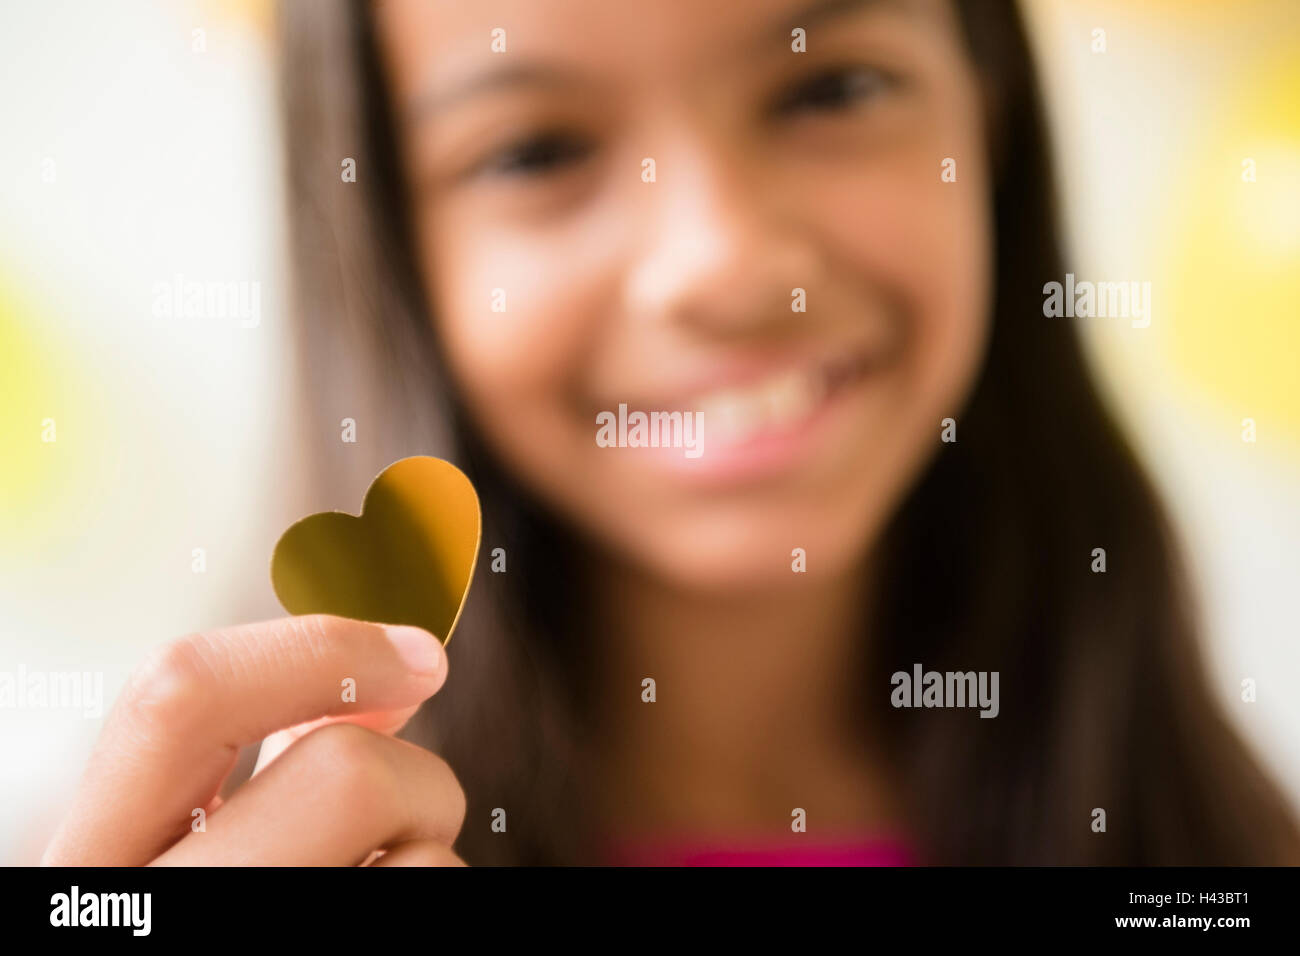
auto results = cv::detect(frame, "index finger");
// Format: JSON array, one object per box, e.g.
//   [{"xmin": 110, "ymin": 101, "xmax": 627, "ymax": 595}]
[{"xmin": 42, "ymin": 614, "xmax": 446, "ymax": 866}]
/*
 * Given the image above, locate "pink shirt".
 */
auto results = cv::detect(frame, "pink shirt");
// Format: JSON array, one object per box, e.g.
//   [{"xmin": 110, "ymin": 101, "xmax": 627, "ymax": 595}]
[{"xmin": 602, "ymin": 832, "xmax": 915, "ymax": 866}]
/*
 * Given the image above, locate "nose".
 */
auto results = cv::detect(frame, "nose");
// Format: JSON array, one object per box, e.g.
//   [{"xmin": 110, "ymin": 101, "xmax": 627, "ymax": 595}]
[{"xmin": 622, "ymin": 141, "xmax": 825, "ymax": 339}]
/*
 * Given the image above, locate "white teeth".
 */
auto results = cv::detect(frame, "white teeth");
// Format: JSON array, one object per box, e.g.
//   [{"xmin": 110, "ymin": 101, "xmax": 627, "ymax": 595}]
[
  {"xmin": 697, "ymin": 390, "xmax": 763, "ymax": 444},
  {"xmin": 764, "ymin": 368, "xmax": 810, "ymax": 422},
  {"xmin": 693, "ymin": 364, "xmax": 828, "ymax": 444}
]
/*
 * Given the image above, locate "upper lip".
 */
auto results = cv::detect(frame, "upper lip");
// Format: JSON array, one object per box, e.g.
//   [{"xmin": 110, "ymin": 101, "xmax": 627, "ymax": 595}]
[{"xmin": 602, "ymin": 338, "xmax": 889, "ymax": 411}]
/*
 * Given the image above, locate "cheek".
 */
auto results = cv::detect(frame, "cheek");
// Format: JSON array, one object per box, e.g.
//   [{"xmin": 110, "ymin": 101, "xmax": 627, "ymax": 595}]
[
  {"xmin": 808, "ymin": 143, "xmax": 993, "ymax": 427},
  {"xmin": 424, "ymin": 219, "xmax": 604, "ymax": 475},
  {"xmin": 429, "ymin": 230, "xmax": 588, "ymax": 392}
]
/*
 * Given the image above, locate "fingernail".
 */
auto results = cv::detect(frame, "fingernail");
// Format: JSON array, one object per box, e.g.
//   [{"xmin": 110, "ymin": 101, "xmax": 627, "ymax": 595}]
[{"xmin": 383, "ymin": 624, "xmax": 444, "ymax": 677}]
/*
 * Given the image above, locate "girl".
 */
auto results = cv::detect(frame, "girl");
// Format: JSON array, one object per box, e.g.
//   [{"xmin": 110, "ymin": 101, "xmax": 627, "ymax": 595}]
[{"xmin": 43, "ymin": 0, "xmax": 1300, "ymax": 866}]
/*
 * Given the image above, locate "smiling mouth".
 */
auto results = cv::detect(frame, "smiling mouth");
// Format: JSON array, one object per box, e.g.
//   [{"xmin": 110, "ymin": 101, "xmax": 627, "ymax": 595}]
[
  {"xmin": 688, "ymin": 348, "xmax": 882, "ymax": 448},
  {"xmin": 592, "ymin": 334, "xmax": 898, "ymax": 483}
]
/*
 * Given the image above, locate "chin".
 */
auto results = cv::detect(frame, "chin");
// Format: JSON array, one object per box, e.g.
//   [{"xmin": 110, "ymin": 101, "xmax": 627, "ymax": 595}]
[{"xmin": 621, "ymin": 511, "xmax": 874, "ymax": 596}]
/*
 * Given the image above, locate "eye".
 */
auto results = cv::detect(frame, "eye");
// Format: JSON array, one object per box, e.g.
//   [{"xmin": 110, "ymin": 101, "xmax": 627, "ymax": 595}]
[
  {"xmin": 771, "ymin": 64, "xmax": 896, "ymax": 117},
  {"xmin": 478, "ymin": 129, "xmax": 593, "ymax": 178}
]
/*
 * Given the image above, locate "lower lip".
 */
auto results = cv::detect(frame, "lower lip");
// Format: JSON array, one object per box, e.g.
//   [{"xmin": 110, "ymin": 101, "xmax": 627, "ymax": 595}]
[{"xmin": 638, "ymin": 363, "xmax": 877, "ymax": 487}]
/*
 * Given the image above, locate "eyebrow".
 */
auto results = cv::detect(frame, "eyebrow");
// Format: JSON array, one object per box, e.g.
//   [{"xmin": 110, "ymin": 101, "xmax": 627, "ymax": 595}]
[
  {"xmin": 407, "ymin": 0, "xmax": 904, "ymax": 123},
  {"xmin": 408, "ymin": 62, "xmax": 587, "ymax": 123},
  {"xmin": 763, "ymin": 0, "xmax": 904, "ymax": 43}
]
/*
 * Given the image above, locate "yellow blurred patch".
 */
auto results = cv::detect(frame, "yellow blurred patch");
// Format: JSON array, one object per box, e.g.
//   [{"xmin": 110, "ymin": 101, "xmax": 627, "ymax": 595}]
[
  {"xmin": 206, "ymin": 0, "xmax": 272, "ymax": 35},
  {"xmin": 1160, "ymin": 51, "xmax": 1300, "ymax": 440},
  {"xmin": 0, "ymin": 274, "xmax": 103, "ymax": 549}
]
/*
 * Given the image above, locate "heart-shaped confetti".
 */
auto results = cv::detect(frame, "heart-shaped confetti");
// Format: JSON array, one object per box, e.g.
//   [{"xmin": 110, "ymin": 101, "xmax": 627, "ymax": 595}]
[{"xmin": 270, "ymin": 456, "xmax": 481, "ymax": 645}]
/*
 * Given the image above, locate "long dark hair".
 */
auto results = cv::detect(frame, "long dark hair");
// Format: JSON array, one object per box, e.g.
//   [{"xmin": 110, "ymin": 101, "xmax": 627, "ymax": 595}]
[{"xmin": 275, "ymin": 0, "xmax": 1300, "ymax": 864}]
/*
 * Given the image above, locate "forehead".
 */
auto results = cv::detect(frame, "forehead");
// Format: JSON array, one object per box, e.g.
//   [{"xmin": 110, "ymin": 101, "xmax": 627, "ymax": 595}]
[{"xmin": 374, "ymin": 0, "xmax": 946, "ymax": 97}]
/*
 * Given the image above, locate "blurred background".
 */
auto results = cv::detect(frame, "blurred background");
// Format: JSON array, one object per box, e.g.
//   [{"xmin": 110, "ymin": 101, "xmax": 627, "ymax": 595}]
[{"xmin": 1, "ymin": 0, "xmax": 1296, "ymax": 863}]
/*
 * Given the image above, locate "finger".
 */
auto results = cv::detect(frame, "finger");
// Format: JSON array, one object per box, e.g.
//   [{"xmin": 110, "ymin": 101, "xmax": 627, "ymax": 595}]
[
  {"xmin": 151, "ymin": 722, "xmax": 467, "ymax": 866},
  {"xmin": 252, "ymin": 702, "xmax": 423, "ymax": 775},
  {"xmin": 372, "ymin": 840, "xmax": 467, "ymax": 867},
  {"xmin": 42, "ymin": 615, "xmax": 446, "ymax": 866}
]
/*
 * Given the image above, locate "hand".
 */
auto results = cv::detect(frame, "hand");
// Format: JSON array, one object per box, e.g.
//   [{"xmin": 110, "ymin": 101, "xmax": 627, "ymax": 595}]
[{"xmin": 41, "ymin": 614, "xmax": 466, "ymax": 866}]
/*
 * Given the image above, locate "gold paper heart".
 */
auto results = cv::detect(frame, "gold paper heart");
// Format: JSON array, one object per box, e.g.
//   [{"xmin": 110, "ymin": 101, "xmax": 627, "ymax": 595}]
[{"xmin": 270, "ymin": 456, "xmax": 481, "ymax": 645}]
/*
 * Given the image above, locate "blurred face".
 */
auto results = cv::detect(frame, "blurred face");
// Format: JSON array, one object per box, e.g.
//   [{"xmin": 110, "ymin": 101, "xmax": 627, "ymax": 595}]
[{"xmin": 375, "ymin": 0, "xmax": 992, "ymax": 592}]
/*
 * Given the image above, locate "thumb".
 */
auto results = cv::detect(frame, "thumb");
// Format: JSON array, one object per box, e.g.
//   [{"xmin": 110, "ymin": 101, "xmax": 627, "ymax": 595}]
[{"xmin": 252, "ymin": 702, "xmax": 425, "ymax": 775}]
